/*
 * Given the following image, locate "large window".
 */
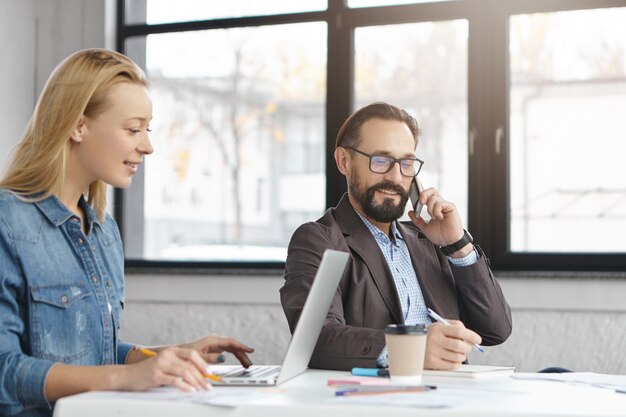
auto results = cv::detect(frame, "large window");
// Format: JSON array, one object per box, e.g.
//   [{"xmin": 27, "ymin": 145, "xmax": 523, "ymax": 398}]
[
  {"xmin": 117, "ymin": 0, "xmax": 626, "ymax": 271},
  {"xmin": 509, "ymin": 8, "xmax": 626, "ymax": 253}
]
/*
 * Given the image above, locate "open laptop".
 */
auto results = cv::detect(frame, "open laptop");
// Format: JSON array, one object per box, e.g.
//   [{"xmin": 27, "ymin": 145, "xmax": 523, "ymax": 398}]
[{"xmin": 209, "ymin": 249, "xmax": 349, "ymax": 386}]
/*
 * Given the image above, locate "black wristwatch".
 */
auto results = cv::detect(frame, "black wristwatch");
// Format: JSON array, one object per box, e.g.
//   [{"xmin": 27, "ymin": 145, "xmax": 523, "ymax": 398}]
[{"xmin": 440, "ymin": 229, "xmax": 473, "ymax": 256}]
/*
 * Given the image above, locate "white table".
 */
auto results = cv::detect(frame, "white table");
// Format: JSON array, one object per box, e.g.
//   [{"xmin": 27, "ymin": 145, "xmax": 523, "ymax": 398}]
[{"xmin": 53, "ymin": 369, "xmax": 626, "ymax": 417}]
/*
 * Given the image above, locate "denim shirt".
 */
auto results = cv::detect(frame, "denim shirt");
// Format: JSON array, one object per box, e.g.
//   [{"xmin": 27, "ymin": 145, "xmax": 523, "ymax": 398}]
[{"xmin": 0, "ymin": 190, "xmax": 133, "ymax": 417}]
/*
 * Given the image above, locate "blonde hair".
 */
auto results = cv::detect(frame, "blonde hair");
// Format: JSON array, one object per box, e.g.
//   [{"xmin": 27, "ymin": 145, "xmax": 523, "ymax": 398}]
[{"xmin": 0, "ymin": 48, "xmax": 148, "ymax": 222}]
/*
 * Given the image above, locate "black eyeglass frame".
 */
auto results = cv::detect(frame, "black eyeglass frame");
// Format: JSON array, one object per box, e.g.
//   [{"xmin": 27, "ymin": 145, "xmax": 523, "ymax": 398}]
[{"xmin": 344, "ymin": 146, "xmax": 424, "ymax": 177}]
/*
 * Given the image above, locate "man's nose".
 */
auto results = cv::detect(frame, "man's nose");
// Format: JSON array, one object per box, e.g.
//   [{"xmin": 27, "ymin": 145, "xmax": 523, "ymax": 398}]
[{"xmin": 383, "ymin": 161, "xmax": 404, "ymax": 182}]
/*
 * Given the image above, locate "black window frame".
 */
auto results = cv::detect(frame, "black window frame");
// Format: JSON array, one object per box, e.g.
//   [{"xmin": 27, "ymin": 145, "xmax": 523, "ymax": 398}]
[{"xmin": 116, "ymin": 0, "xmax": 626, "ymax": 274}]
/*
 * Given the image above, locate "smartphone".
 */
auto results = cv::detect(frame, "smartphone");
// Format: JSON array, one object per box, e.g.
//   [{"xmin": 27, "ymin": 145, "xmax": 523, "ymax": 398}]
[{"xmin": 409, "ymin": 177, "xmax": 424, "ymax": 217}]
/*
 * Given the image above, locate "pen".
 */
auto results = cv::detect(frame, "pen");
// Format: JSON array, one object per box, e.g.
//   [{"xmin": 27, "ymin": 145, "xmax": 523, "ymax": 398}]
[
  {"xmin": 335, "ymin": 385, "xmax": 435, "ymax": 397},
  {"xmin": 351, "ymin": 367, "xmax": 390, "ymax": 377},
  {"xmin": 136, "ymin": 346, "xmax": 158, "ymax": 357},
  {"xmin": 427, "ymin": 308, "xmax": 485, "ymax": 353},
  {"xmin": 204, "ymin": 373, "xmax": 223, "ymax": 382}
]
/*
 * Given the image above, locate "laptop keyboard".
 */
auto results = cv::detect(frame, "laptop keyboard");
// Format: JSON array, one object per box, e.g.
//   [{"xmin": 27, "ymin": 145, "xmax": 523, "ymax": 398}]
[{"xmin": 221, "ymin": 365, "xmax": 281, "ymax": 379}]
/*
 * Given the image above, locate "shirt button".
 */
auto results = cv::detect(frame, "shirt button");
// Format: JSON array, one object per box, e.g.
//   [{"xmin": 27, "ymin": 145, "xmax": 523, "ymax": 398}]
[
  {"xmin": 106, "ymin": 280, "xmax": 112, "ymax": 287},
  {"xmin": 91, "ymin": 275, "xmax": 99, "ymax": 284},
  {"xmin": 61, "ymin": 295, "xmax": 68, "ymax": 304}
]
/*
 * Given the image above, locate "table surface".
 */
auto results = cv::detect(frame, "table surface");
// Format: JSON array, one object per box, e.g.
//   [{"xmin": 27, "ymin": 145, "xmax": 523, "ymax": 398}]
[{"xmin": 53, "ymin": 369, "xmax": 626, "ymax": 417}]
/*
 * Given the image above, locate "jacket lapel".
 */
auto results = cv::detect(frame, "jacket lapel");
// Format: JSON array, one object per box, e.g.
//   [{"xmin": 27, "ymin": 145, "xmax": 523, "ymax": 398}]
[{"xmin": 334, "ymin": 195, "xmax": 404, "ymax": 324}]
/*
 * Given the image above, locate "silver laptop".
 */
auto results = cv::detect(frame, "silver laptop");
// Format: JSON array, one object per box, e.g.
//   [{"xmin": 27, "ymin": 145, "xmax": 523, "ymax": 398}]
[{"xmin": 209, "ymin": 249, "xmax": 349, "ymax": 386}]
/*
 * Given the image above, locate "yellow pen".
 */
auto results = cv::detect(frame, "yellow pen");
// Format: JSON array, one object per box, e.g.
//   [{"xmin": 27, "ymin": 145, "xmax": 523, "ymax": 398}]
[
  {"xmin": 205, "ymin": 373, "xmax": 222, "ymax": 382},
  {"xmin": 135, "ymin": 346, "xmax": 157, "ymax": 357}
]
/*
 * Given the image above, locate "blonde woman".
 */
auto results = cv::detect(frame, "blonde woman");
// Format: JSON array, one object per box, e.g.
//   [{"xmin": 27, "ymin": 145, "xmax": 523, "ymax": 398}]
[{"xmin": 0, "ymin": 49, "xmax": 253, "ymax": 417}]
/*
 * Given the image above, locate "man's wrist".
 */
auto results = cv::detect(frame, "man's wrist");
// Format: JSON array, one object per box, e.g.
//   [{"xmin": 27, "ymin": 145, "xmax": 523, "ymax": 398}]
[
  {"xmin": 440, "ymin": 229, "xmax": 473, "ymax": 256},
  {"xmin": 448, "ymin": 246, "xmax": 479, "ymax": 266},
  {"xmin": 450, "ymin": 243, "xmax": 474, "ymax": 258}
]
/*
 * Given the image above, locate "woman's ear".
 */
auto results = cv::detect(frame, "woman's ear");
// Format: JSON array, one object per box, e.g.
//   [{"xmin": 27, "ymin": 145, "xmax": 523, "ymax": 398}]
[
  {"xmin": 334, "ymin": 147, "xmax": 350, "ymax": 176},
  {"xmin": 69, "ymin": 117, "xmax": 86, "ymax": 144}
]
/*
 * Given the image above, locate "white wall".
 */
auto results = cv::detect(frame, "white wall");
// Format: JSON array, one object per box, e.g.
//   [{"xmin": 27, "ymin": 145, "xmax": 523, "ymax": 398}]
[
  {"xmin": 2, "ymin": 0, "xmax": 626, "ymax": 375},
  {"xmin": 0, "ymin": 0, "xmax": 107, "ymax": 169},
  {"xmin": 0, "ymin": 0, "xmax": 36, "ymax": 169},
  {"xmin": 121, "ymin": 272, "xmax": 626, "ymax": 373}
]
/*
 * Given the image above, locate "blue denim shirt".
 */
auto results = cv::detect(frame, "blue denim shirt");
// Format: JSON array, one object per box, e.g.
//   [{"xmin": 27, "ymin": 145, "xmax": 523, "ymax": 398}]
[{"xmin": 0, "ymin": 190, "xmax": 133, "ymax": 417}]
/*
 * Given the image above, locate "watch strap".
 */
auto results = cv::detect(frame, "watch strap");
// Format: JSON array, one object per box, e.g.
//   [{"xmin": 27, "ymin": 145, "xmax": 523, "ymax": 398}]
[{"xmin": 440, "ymin": 229, "xmax": 473, "ymax": 256}]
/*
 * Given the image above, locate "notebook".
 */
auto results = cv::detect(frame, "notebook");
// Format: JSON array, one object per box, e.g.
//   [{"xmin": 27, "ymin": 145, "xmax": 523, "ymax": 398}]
[
  {"xmin": 424, "ymin": 364, "xmax": 515, "ymax": 379},
  {"xmin": 209, "ymin": 249, "xmax": 350, "ymax": 386}
]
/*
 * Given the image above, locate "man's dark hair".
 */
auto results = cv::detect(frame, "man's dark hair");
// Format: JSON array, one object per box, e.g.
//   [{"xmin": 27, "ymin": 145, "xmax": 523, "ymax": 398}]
[{"xmin": 335, "ymin": 102, "xmax": 420, "ymax": 150}]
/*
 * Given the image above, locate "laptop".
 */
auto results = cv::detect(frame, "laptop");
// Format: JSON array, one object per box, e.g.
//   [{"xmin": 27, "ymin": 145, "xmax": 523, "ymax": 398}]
[{"xmin": 209, "ymin": 249, "xmax": 349, "ymax": 386}]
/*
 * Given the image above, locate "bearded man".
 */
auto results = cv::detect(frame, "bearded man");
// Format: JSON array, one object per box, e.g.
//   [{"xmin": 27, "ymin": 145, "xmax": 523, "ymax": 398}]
[{"xmin": 280, "ymin": 102, "xmax": 511, "ymax": 371}]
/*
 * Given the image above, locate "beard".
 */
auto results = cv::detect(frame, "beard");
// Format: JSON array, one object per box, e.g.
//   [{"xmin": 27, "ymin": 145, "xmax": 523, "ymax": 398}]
[{"xmin": 349, "ymin": 175, "xmax": 409, "ymax": 223}]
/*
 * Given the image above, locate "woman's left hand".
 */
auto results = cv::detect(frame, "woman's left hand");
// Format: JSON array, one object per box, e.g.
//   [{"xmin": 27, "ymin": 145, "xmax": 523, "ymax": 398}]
[{"xmin": 181, "ymin": 335, "xmax": 254, "ymax": 368}]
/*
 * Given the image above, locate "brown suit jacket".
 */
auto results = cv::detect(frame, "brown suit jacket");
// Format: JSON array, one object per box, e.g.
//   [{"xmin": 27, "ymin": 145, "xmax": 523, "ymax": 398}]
[{"xmin": 280, "ymin": 194, "xmax": 512, "ymax": 371}]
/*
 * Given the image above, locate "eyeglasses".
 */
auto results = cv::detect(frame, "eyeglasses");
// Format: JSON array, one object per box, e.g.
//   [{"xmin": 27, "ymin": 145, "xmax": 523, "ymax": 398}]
[{"xmin": 345, "ymin": 147, "xmax": 424, "ymax": 177}]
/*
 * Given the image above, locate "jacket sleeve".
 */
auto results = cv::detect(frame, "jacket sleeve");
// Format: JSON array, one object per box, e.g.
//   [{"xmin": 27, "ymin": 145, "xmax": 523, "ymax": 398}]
[
  {"xmin": 0, "ymin": 216, "xmax": 55, "ymax": 416},
  {"xmin": 280, "ymin": 222, "xmax": 385, "ymax": 371},
  {"xmin": 446, "ymin": 245, "xmax": 512, "ymax": 345}
]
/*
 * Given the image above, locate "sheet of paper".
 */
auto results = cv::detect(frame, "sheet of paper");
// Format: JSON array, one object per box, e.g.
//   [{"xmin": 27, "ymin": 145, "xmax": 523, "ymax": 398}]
[
  {"xmin": 329, "ymin": 386, "xmax": 524, "ymax": 408},
  {"xmin": 80, "ymin": 386, "xmax": 282, "ymax": 408},
  {"xmin": 513, "ymin": 372, "xmax": 626, "ymax": 392}
]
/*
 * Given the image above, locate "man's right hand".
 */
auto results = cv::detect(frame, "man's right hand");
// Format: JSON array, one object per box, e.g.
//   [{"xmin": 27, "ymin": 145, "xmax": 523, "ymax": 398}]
[{"xmin": 424, "ymin": 321, "xmax": 482, "ymax": 370}]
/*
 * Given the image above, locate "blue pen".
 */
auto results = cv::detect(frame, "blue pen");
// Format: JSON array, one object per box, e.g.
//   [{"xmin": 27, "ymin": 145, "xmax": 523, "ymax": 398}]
[
  {"xmin": 351, "ymin": 367, "xmax": 390, "ymax": 377},
  {"xmin": 427, "ymin": 308, "xmax": 485, "ymax": 353}
]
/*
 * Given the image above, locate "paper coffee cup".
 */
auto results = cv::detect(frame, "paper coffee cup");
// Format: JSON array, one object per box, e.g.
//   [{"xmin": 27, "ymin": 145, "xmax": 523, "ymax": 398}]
[{"xmin": 384, "ymin": 324, "xmax": 428, "ymax": 385}]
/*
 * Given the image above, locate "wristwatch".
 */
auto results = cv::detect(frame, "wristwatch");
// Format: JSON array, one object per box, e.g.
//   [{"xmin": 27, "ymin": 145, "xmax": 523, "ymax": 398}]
[{"xmin": 440, "ymin": 229, "xmax": 473, "ymax": 256}]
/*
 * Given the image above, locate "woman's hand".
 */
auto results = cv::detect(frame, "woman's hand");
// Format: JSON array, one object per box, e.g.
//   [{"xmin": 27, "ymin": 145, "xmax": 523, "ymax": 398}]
[
  {"xmin": 122, "ymin": 347, "xmax": 212, "ymax": 392},
  {"xmin": 180, "ymin": 335, "xmax": 255, "ymax": 368}
]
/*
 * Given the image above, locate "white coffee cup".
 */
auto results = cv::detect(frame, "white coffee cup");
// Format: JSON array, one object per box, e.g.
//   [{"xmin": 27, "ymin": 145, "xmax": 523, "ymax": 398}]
[{"xmin": 384, "ymin": 324, "xmax": 428, "ymax": 384}]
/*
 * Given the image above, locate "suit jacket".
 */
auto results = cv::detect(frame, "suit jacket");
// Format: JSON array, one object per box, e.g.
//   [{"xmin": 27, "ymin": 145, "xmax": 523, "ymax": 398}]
[{"xmin": 280, "ymin": 194, "xmax": 512, "ymax": 371}]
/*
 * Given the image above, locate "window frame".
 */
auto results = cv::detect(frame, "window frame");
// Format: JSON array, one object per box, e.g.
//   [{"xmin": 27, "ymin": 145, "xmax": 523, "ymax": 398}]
[{"xmin": 116, "ymin": 0, "xmax": 626, "ymax": 274}]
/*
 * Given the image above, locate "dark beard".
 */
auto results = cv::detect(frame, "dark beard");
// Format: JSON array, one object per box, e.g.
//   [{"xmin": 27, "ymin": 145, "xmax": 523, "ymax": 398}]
[{"xmin": 350, "ymin": 177, "xmax": 409, "ymax": 223}]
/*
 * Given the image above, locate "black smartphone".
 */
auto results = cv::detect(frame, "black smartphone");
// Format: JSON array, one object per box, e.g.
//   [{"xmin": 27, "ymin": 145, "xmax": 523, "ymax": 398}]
[{"xmin": 408, "ymin": 177, "xmax": 424, "ymax": 217}]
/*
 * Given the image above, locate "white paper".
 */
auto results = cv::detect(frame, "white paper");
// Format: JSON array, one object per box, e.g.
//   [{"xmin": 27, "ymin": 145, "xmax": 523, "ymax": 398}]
[
  {"xmin": 80, "ymin": 386, "xmax": 282, "ymax": 408},
  {"xmin": 329, "ymin": 386, "xmax": 523, "ymax": 408},
  {"xmin": 513, "ymin": 372, "xmax": 626, "ymax": 393}
]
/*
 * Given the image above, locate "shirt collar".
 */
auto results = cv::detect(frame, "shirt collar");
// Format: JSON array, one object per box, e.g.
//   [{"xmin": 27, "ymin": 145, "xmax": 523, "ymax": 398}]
[
  {"xmin": 354, "ymin": 210, "xmax": 404, "ymax": 245},
  {"xmin": 35, "ymin": 194, "xmax": 101, "ymax": 229}
]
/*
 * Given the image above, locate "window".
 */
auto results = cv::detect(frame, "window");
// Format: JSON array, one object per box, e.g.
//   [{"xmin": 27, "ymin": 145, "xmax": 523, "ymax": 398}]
[
  {"xmin": 491, "ymin": 1, "xmax": 626, "ymax": 270},
  {"xmin": 118, "ymin": 2, "xmax": 327, "ymax": 266},
  {"xmin": 117, "ymin": 0, "xmax": 626, "ymax": 272},
  {"xmin": 355, "ymin": 19, "xmax": 469, "ymax": 225},
  {"xmin": 509, "ymin": 8, "xmax": 626, "ymax": 253}
]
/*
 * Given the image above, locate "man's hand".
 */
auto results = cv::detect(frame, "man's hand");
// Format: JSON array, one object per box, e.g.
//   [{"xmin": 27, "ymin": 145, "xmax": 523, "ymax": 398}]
[
  {"xmin": 424, "ymin": 321, "xmax": 482, "ymax": 370},
  {"xmin": 408, "ymin": 187, "xmax": 473, "ymax": 257}
]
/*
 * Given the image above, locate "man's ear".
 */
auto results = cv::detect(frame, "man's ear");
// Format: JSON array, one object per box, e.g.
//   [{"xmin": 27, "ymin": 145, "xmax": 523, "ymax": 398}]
[
  {"xmin": 334, "ymin": 147, "xmax": 350, "ymax": 176},
  {"xmin": 69, "ymin": 117, "xmax": 86, "ymax": 144}
]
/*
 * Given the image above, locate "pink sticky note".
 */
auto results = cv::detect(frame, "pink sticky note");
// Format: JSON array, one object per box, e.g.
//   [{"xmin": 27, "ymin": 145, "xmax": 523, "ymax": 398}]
[{"xmin": 327, "ymin": 376, "xmax": 391, "ymax": 386}]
